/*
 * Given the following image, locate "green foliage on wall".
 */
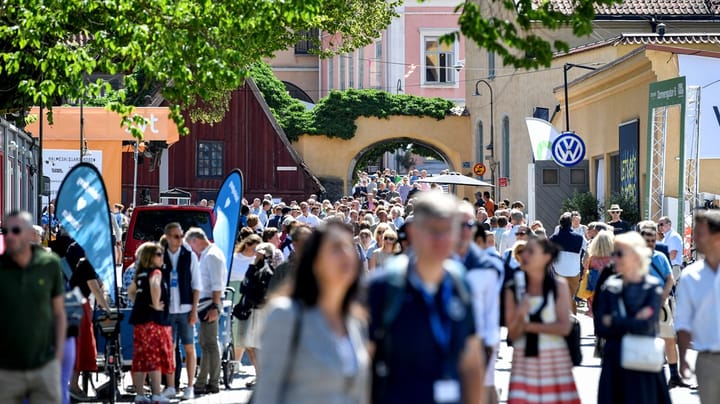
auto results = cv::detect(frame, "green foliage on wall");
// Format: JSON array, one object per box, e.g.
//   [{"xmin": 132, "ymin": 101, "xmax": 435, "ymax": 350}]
[
  {"xmin": 250, "ymin": 63, "xmax": 456, "ymax": 142},
  {"xmin": 561, "ymin": 191, "xmax": 601, "ymax": 223}
]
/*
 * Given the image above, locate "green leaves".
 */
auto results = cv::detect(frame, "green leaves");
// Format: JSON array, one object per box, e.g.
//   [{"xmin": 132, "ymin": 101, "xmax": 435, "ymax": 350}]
[
  {"xmin": 456, "ymin": 0, "xmax": 623, "ymax": 69},
  {"xmin": 1, "ymin": 0, "xmax": 398, "ymax": 138}
]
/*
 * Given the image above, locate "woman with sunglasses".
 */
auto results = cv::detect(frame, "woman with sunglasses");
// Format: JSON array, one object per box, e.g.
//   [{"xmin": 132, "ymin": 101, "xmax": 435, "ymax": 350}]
[
  {"xmin": 128, "ymin": 242, "xmax": 174, "ymax": 403},
  {"xmin": 594, "ymin": 232, "xmax": 670, "ymax": 404},
  {"xmin": 368, "ymin": 229, "xmax": 397, "ymax": 271},
  {"xmin": 505, "ymin": 237, "xmax": 580, "ymax": 404},
  {"xmin": 254, "ymin": 222, "xmax": 369, "ymax": 403}
]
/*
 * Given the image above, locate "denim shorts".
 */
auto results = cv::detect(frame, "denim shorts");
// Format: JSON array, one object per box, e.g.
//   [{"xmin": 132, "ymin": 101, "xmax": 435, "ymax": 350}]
[{"xmin": 169, "ymin": 313, "xmax": 195, "ymax": 345}]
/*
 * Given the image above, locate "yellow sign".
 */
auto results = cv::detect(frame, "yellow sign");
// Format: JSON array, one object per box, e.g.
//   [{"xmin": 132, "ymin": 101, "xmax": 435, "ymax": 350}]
[{"xmin": 473, "ymin": 162, "xmax": 486, "ymax": 176}]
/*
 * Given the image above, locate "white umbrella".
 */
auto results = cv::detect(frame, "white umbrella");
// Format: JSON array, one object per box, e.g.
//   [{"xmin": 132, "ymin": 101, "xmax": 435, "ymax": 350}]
[{"xmin": 416, "ymin": 172, "xmax": 494, "ymax": 187}]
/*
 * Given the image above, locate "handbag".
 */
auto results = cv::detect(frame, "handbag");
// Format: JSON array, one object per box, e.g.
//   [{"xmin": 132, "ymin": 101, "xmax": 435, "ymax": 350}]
[
  {"xmin": 618, "ymin": 296, "xmax": 665, "ymax": 372},
  {"xmin": 566, "ymin": 314, "xmax": 583, "ymax": 366}
]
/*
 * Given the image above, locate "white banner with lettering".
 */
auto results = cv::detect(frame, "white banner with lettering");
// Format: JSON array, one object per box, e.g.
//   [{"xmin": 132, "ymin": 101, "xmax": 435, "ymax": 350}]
[{"xmin": 43, "ymin": 149, "xmax": 103, "ymax": 201}]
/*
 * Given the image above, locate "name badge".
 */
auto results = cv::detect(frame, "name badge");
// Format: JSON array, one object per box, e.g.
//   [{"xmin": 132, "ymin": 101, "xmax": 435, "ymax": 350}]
[
  {"xmin": 433, "ymin": 379, "xmax": 460, "ymax": 403},
  {"xmin": 170, "ymin": 271, "xmax": 179, "ymax": 288}
]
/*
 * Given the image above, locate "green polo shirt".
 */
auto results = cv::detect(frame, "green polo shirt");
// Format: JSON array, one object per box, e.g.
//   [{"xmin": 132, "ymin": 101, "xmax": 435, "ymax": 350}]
[{"xmin": 0, "ymin": 246, "xmax": 65, "ymax": 370}]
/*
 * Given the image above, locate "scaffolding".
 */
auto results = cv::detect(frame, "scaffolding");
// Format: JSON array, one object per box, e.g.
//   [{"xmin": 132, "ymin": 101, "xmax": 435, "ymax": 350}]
[
  {"xmin": 648, "ymin": 107, "xmax": 668, "ymax": 221},
  {"xmin": 683, "ymin": 85, "xmax": 701, "ymax": 260}
]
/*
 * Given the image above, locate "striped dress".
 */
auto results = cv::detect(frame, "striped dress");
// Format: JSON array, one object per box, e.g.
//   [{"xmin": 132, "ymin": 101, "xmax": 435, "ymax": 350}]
[{"xmin": 508, "ymin": 293, "xmax": 581, "ymax": 404}]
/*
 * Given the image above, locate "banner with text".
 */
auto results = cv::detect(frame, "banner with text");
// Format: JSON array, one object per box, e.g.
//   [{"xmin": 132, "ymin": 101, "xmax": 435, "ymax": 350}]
[
  {"xmin": 619, "ymin": 120, "xmax": 640, "ymax": 211},
  {"xmin": 213, "ymin": 170, "xmax": 244, "ymax": 285},
  {"xmin": 55, "ymin": 163, "xmax": 116, "ymax": 303},
  {"xmin": 43, "ymin": 149, "xmax": 103, "ymax": 202}
]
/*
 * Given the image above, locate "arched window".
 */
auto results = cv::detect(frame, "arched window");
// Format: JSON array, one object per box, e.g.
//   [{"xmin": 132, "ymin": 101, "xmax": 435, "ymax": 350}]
[
  {"xmin": 502, "ymin": 116, "xmax": 510, "ymax": 178},
  {"xmin": 475, "ymin": 121, "xmax": 484, "ymax": 177}
]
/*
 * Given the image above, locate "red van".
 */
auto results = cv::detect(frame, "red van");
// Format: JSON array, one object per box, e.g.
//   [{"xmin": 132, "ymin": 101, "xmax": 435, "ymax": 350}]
[{"xmin": 122, "ymin": 205, "xmax": 214, "ymax": 270}]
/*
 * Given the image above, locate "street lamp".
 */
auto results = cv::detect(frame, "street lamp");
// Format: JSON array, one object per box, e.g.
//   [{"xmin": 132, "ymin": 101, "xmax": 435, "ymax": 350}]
[
  {"xmin": 474, "ymin": 79, "xmax": 496, "ymax": 195},
  {"xmin": 563, "ymin": 63, "xmax": 597, "ymax": 132}
]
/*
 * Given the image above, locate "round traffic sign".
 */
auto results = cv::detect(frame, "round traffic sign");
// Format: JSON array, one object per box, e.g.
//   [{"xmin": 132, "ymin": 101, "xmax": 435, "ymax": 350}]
[
  {"xmin": 551, "ymin": 132, "xmax": 586, "ymax": 167},
  {"xmin": 473, "ymin": 162, "xmax": 486, "ymax": 176}
]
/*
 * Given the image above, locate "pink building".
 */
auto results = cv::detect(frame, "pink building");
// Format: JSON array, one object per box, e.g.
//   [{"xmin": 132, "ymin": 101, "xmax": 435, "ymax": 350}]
[{"xmin": 318, "ymin": 0, "xmax": 466, "ymax": 103}]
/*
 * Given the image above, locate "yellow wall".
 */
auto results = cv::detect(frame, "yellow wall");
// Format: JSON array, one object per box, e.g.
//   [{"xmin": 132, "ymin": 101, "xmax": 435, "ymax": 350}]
[{"xmin": 292, "ymin": 115, "xmax": 475, "ymax": 198}]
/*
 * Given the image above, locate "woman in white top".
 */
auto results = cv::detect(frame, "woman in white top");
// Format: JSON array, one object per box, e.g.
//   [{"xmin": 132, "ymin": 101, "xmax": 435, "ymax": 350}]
[
  {"xmin": 230, "ymin": 234, "xmax": 262, "ymax": 365},
  {"xmin": 255, "ymin": 222, "xmax": 369, "ymax": 404}
]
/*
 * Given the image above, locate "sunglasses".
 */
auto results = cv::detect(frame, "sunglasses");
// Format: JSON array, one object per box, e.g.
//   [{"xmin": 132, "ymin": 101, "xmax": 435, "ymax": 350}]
[
  {"xmin": 516, "ymin": 231, "xmax": 529, "ymax": 236},
  {"xmin": 463, "ymin": 220, "xmax": 476, "ymax": 229},
  {"xmin": 611, "ymin": 250, "xmax": 625, "ymax": 258},
  {"xmin": 169, "ymin": 234, "xmax": 183, "ymax": 239},
  {"xmin": 1, "ymin": 226, "xmax": 22, "ymax": 235},
  {"xmin": 384, "ymin": 237, "xmax": 397, "ymax": 241},
  {"xmin": 154, "ymin": 251, "xmax": 164, "ymax": 257}
]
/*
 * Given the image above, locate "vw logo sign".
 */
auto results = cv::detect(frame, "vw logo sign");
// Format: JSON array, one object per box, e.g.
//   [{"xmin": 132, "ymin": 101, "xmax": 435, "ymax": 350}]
[{"xmin": 551, "ymin": 132, "xmax": 586, "ymax": 167}]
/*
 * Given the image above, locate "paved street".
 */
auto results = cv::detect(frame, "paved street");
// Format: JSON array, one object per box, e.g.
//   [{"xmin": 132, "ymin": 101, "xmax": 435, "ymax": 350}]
[{"xmin": 85, "ymin": 305, "xmax": 701, "ymax": 403}]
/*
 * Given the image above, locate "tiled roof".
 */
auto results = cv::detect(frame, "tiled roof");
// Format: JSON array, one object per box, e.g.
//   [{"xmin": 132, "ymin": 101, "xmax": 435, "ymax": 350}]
[
  {"xmin": 547, "ymin": 0, "xmax": 719, "ymax": 16},
  {"xmin": 557, "ymin": 33, "xmax": 720, "ymax": 56}
]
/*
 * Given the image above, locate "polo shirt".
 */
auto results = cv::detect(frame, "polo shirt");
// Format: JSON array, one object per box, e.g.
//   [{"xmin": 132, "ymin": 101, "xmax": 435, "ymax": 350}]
[
  {"xmin": 0, "ymin": 247, "xmax": 64, "ymax": 370},
  {"xmin": 649, "ymin": 250, "xmax": 672, "ymax": 287},
  {"xmin": 368, "ymin": 264, "xmax": 476, "ymax": 404}
]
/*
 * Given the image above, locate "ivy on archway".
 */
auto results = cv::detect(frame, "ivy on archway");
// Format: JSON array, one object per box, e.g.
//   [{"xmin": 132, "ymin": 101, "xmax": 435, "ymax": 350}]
[
  {"xmin": 353, "ymin": 140, "xmax": 446, "ymax": 180},
  {"xmin": 250, "ymin": 63, "xmax": 457, "ymax": 142}
]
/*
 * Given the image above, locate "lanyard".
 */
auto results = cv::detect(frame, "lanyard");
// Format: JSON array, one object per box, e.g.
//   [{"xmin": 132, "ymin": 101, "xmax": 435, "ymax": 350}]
[{"xmin": 407, "ymin": 263, "xmax": 454, "ymax": 354}]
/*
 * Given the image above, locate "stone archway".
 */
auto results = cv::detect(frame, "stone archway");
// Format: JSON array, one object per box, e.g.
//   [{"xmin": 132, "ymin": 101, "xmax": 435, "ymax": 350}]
[{"xmin": 346, "ymin": 137, "xmax": 454, "ymax": 192}]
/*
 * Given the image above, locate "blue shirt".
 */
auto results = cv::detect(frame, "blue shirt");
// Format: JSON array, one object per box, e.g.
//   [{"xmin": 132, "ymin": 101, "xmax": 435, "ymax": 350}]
[
  {"xmin": 368, "ymin": 263, "xmax": 476, "ymax": 404},
  {"xmin": 649, "ymin": 250, "xmax": 672, "ymax": 287}
]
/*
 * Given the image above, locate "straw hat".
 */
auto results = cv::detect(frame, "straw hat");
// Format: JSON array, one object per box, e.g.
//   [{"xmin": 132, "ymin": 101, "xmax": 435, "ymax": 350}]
[{"xmin": 608, "ymin": 204, "xmax": 623, "ymax": 212}]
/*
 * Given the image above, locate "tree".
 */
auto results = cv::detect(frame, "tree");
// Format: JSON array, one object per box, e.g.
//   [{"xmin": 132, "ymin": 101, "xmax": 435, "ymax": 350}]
[
  {"xmin": 450, "ymin": 0, "xmax": 624, "ymax": 69},
  {"xmin": 561, "ymin": 191, "xmax": 601, "ymax": 223},
  {"xmin": 0, "ymin": 0, "xmax": 400, "ymax": 136}
]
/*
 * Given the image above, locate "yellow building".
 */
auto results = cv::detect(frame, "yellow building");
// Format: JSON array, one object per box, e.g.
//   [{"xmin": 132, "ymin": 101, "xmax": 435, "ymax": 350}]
[
  {"xmin": 464, "ymin": 0, "xmax": 720, "ymax": 206},
  {"xmin": 558, "ymin": 44, "xmax": 720, "ymax": 226}
]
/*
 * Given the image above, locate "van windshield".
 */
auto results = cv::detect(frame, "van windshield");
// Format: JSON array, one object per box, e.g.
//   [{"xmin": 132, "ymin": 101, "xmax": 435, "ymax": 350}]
[{"xmin": 132, "ymin": 210, "xmax": 214, "ymax": 242}]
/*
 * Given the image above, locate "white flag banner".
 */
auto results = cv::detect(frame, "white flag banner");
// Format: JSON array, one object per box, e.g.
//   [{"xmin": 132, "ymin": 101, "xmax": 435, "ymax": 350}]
[{"xmin": 525, "ymin": 117, "xmax": 562, "ymax": 161}]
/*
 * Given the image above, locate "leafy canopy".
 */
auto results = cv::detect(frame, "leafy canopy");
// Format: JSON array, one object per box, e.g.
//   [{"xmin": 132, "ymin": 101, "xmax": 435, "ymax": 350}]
[
  {"xmin": 251, "ymin": 62, "xmax": 456, "ymax": 141},
  {"xmin": 0, "ymin": 0, "xmax": 400, "ymax": 137},
  {"xmin": 449, "ymin": 0, "xmax": 623, "ymax": 69}
]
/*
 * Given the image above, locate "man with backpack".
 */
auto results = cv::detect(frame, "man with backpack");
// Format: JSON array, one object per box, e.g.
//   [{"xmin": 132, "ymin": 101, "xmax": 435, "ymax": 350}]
[
  {"xmin": 367, "ymin": 193, "xmax": 484, "ymax": 404},
  {"xmin": 639, "ymin": 222, "xmax": 694, "ymax": 389},
  {"xmin": 456, "ymin": 202, "xmax": 500, "ymax": 404}
]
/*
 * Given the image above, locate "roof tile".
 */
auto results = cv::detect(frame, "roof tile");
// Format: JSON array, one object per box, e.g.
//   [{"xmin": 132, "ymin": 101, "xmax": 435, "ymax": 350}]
[{"xmin": 545, "ymin": 0, "xmax": 717, "ymax": 16}]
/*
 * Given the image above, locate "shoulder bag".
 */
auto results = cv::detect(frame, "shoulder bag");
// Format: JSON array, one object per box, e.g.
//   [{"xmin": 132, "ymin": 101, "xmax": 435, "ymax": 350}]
[{"xmin": 618, "ymin": 294, "xmax": 665, "ymax": 372}]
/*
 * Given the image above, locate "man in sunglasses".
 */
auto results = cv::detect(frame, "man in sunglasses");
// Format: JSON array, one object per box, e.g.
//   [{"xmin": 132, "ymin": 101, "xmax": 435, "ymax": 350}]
[
  {"xmin": 0, "ymin": 210, "xmax": 66, "ymax": 403},
  {"xmin": 161, "ymin": 223, "xmax": 201, "ymax": 400}
]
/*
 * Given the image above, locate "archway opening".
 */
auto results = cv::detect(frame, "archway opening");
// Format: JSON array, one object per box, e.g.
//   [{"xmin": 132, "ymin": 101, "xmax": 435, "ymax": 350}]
[{"xmin": 347, "ymin": 137, "xmax": 453, "ymax": 191}]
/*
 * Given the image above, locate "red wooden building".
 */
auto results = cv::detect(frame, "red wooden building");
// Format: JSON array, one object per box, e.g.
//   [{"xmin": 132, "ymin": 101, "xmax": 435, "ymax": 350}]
[{"xmin": 121, "ymin": 79, "xmax": 323, "ymax": 204}]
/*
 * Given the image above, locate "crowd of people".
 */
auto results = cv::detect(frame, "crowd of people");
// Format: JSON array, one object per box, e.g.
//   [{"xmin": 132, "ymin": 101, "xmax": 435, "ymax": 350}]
[{"xmin": 2, "ymin": 168, "xmax": 720, "ymax": 404}]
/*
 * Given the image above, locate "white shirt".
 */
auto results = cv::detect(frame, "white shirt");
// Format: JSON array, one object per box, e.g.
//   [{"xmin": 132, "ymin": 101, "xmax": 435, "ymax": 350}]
[
  {"xmin": 662, "ymin": 230, "xmax": 684, "ymax": 266},
  {"xmin": 465, "ymin": 252, "xmax": 501, "ymax": 348},
  {"xmin": 499, "ymin": 225, "xmax": 520, "ymax": 254},
  {"xmin": 674, "ymin": 260, "xmax": 720, "ymax": 352},
  {"xmin": 198, "ymin": 243, "xmax": 227, "ymax": 299},
  {"xmin": 297, "ymin": 213, "xmax": 320, "ymax": 228},
  {"xmin": 167, "ymin": 246, "xmax": 201, "ymax": 314},
  {"xmin": 230, "ymin": 253, "xmax": 255, "ymax": 282}
]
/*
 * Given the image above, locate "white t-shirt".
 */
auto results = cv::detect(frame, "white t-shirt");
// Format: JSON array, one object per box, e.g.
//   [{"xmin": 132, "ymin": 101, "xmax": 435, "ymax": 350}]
[
  {"xmin": 662, "ymin": 230, "xmax": 684, "ymax": 266},
  {"xmin": 167, "ymin": 246, "xmax": 201, "ymax": 314},
  {"xmin": 296, "ymin": 213, "xmax": 320, "ymax": 227},
  {"xmin": 230, "ymin": 253, "xmax": 255, "ymax": 282}
]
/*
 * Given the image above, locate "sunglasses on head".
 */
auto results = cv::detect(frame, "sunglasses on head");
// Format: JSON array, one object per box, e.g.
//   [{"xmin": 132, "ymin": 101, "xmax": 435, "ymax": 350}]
[{"xmin": 1, "ymin": 226, "xmax": 22, "ymax": 235}]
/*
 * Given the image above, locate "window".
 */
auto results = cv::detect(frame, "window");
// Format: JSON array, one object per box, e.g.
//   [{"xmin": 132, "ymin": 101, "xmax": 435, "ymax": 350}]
[
  {"xmin": 294, "ymin": 29, "xmax": 319, "ymax": 55},
  {"xmin": 358, "ymin": 48, "xmax": 364, "ymax": 89},
  {"xmin": 570, "ymin": 168, "xmax": 586, "ymax": 185},
  {"xmin": 373, "ymin": 39, "xmax": 383, "ymax": 89},
  {"xmin": 423, "ymin": 36, "xmax": 455, "ymax": 84},
  {"xmin": 488, "ymin": 51, "xmax": 496, "ymax": 79},
  {"xmin": 197, "ymin": 141, "xmax": 223, "ymax": 177},
  {"xmin": 475, "ymin": 121, "xmax": 484, "ymax": 176},
  {"xmin": 339, "ymin": 53, "xmax": 346, "ymax": 90},
  {"xmin": 328, "ymin": 56, "xmax": 334, "ymax": 90},
  {"xmin": 542, "ymin": 169, "xmax": 559, "ymax": 185},
  {"xmin": 502, "ymin": 116, "xmax": 510, "ymax": 178},
  {"xmin": 609, "ymin": 153, "xmax": 620, "ymax": 194},
  {"xmin": 348, "ymin": 52, "xmax": 355, "ymax": 89}
]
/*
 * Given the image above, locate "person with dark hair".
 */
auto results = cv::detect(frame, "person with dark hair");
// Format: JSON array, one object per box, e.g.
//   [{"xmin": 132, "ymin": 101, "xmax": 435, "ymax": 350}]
[
  {"xmin": 550, "ymin": 212, "xmax": 587, "ymax": 315},
  {"xmin": 676, "ymin": 210, "xmax": 720, "ymax": 403},
  {"xmin": 254, "ymin": 222, "xmax": 369, "ymax": 403},
  {"xmin": 505, "ymin": 237, "xmax": 580, "ymax": 403}
]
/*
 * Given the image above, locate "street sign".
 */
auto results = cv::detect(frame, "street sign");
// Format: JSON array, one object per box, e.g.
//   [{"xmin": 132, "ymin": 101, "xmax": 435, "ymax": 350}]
[
  {"xmin": 551, "ymin": 131, "xmax": 586, "ymax": 167},
  {"xmin": 498, "ymin": 177, "xmax": 509, "ymax": 187},
  {"xmin": 472, "ymin": 162, "xmax": 486, "ymax": 177}
]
